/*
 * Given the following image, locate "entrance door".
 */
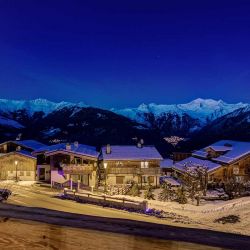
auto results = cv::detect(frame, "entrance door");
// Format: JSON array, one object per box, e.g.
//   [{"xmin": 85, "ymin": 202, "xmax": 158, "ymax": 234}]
[
  {"xmin": 80, "ymin": 174, "xmax": 89, "ymax": 186},
  {"xmin": 39, "ymin": 168, "xmax": 45, "ymax": 181}
]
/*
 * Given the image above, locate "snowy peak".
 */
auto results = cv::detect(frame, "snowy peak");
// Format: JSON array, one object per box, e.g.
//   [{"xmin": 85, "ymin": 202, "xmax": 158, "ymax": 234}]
[
  {"xmin": 114, "ymin": 98, "xmax": 248, "ymax": 124},
  {"xmin": 0, "ymin": 98, "xmax": 88, "ymax": 115}
]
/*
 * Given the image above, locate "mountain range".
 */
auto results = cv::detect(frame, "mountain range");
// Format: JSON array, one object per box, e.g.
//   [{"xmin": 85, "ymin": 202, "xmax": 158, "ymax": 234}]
[{"xmin": 0, "ymin": 98, "xmax": 249, "ymax": 156}]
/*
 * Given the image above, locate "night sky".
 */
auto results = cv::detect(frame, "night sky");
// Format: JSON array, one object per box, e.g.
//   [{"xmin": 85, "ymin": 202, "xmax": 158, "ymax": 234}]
[{"xmin": 0, "ymin": 0, "xmax": 249, "ymax": 108}]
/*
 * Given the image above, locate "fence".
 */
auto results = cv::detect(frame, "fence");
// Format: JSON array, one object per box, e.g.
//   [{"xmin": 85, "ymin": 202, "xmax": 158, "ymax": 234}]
[{"xmin": 63, "ymin": 189, "xmax": 148, "ymax": 212}]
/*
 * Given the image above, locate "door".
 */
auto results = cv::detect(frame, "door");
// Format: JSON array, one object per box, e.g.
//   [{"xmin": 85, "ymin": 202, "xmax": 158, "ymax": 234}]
[{"xmin": 39, "ymin": 168, "xmax": 46, "ymax": 181}]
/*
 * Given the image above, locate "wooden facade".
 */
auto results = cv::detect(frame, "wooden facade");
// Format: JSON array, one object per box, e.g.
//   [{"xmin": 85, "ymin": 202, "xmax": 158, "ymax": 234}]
[
  {"xmin": 102, "ymin": 160, "xmax": 162, "ymax": 187},
  {"xmin": 0, "ymin": 152, "xmax": 37, "ymax": 181},
  {"xmin": 209, "ymin": 154, "xmax": 250, "ymax": 183},
  {"xmin": 36, "ymin": 150, "xmax": 98, "ymax": 187}
]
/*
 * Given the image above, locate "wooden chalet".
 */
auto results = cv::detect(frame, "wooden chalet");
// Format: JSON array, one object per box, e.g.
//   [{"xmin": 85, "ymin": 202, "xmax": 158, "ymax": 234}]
[
  {"xmin": 100, "ymin": 144, "xmax": 163, "ymax": 187},
  {"xmin": 33, "ymin": 142, "xmax": 99, "ymax": 188},
  {"xmin": 173, "ymin": 140, "xmax": 250, "ymax": 183}
]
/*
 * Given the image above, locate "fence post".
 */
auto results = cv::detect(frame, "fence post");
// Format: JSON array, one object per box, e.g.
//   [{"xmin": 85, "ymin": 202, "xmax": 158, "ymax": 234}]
[
  {"xmin": 142, "ymin": 200, "xmax": 148, "ymax": 212},
  {"xmin": 77, "ymin": 180, "xmax": 80, "ymax": 191}
]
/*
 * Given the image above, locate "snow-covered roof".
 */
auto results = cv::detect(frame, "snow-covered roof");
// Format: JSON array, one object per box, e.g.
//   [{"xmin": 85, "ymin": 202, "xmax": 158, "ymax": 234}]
[
  {"xmin": 207, "ymin": 146, "xmax": 232, "ymax": 152},
  {"xmin": 101, "ymin": 145, "xmax": 163, "ymax": 161},
  {"xmin": 34, "ymin": 143, "xmax": 99, "ymax": 159},
  {"xmin": 210, "ymin": 140, "xmax": 250, "ymax": 163},
  {"xmin": 0, "ymin": 140, "xmax": 46, "ymax": 151},
  {"xmin": 160, "ymin": 158, "xmax": 174, "ymax": 168},
  {"xmin": 173, "ymin": 156, "xmax": 222, "ymax": 173},
  {"xmin": 162, "ymin": 177, "xmax": 181, "ymax": 186},
  {"xmin": 0, "ymin": 150, "xmax": 36, "ymax": 159},
  {"xmin": 193, "ymin": 140, "xmax": 250, "ymax": 164}
]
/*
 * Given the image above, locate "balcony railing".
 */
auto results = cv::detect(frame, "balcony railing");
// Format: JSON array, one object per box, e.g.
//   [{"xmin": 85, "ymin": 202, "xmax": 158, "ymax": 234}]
[
  {"xmin": 107, "ymin": 167, "xmax": 162, "ymax": 175},
  {"xmin": 62, "ymin": 164, "xmax": 94, "ymax": 174}
]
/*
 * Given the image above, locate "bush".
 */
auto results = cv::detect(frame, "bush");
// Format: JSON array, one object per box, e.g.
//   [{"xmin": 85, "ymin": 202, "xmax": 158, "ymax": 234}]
[
  {"xmin": 144, "ymin": 185, "xmax": 155, "ymax": 200},
  {"xmin": 127, "ymin": 182, "xmax": 141, "ymax": 197}
]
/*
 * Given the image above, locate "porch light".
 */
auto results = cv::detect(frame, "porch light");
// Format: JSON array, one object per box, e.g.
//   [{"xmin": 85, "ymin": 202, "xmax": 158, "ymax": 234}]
[{"xmin": 104, "ymin": 162, "xmax": 108, "ymax": 169}]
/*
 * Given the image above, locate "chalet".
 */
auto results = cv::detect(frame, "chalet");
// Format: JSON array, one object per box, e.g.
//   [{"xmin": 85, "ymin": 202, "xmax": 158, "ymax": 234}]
[
  {"xmin": 33, "ymin": 142, "xmax": 99, "ymax": 188},
  {"xmin": 100, "ymin": 144, "xmax": 163, "ymax": 187},
  {"xmin": 0, "ymin": 150, "xmax": 37, "ymax": 181},
  {"xmin": 0, "ymin": 140, "xmax": 46, "ymax": 181},
  {"xmin": 173, "ymin": 140, "xmax": 250, "ymax": 183}
]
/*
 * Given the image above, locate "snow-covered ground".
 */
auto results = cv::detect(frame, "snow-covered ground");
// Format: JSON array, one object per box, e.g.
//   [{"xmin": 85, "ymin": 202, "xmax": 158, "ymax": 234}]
[
  {"xmin": 112, "ymin": 189, "xmax": 250, "ymax": 236},
  {"xmin": 1, "ymin": 181, "xmax": 250, "ymax": 236}
]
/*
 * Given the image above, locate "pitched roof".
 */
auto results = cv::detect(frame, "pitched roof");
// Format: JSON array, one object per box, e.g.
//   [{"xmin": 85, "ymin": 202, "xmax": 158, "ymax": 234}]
[
  {"xmin": 0, "ymin": 150, "xmax": 36, "ymax": 159},
  {"xmin": 101, "ymin": 145, "xmax": 163, "ymax": 161},
  {"xmin": 208, "ymin": 146, "xmax": 232, "ymax": 152},
  {"xmin": 173, "ymin": 156, "xmax": 222, "ymax": 173},
  {"xmin": 0, "ymin": 140, "xmax": 46, "ymax": 151},
  {"xmin": 160, "ymin": 158, "xmax": 174, "ymax": 168},
  {"xmin": 193, "ymin": 140, "xmax": 250, "ymax": 164},
  {"xmin": 34, "ymin": 143, "xmax": 99, "ymax": 158}
]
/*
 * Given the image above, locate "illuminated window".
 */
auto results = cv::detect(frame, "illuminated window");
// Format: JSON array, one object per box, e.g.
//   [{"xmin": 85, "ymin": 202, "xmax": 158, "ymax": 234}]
[{"xmin": 141, "ymin": 161, "xmax": 149, "ymax": 168}]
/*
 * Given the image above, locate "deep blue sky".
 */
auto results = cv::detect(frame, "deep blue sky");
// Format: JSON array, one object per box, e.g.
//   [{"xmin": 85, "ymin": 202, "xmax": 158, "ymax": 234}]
[{"xmin": 0, "ymin": 0, "xmax": 249, "ymax": 108}]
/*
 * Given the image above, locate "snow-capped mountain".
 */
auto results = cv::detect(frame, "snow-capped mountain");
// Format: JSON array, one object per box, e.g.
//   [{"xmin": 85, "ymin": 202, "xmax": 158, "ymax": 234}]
[
  {"xmin": 0, "ymin": 98, "xmax": 88, "ymax": 116},
  {"xmin": 113, "ymin": 98, "xmax": 248, "ymax": 125},
  {"xmin": 0, "ymin": 98, "xmax": 248, "ymax": 156}
]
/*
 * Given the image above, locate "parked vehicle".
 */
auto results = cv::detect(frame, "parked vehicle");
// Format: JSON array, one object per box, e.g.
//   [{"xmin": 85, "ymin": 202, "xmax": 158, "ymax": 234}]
[{"xmin": 0, "ymin": 189, "xmax": 12, "ymax": 201}]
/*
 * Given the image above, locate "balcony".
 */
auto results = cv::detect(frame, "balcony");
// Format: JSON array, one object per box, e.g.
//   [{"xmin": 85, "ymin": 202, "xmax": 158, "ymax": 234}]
[
  {"xmin": 62, "ymin": 164, "xmax": 94, "ymax": 174},
  {"xmin": 107, "ymin": 167, "xmax": 162, "ymax": 175}
]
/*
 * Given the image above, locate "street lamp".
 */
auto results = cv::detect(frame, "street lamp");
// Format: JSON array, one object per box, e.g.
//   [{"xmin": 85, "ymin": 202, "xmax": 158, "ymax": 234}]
[
  {"xmin": 104, "ymin": 162, "xmax": 108, "ymax": 193},
  {"xmin": 15, "ymin": 160, "xmax": 18, "ymax": 182}
]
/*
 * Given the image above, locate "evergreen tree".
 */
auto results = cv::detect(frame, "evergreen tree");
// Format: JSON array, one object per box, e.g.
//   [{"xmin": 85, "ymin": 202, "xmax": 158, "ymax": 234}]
[
  {"xmin": 158, "ymin": 182, "xmax": 175, "ymax": 201},
  {"xmin": 176, "ymin": 186, "xmax": 187, "ymax": 204}
]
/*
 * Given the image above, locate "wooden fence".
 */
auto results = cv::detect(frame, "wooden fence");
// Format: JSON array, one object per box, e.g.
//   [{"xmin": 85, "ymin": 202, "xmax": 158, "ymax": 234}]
[{"xmin": 63, "ymin": 189, "xmax": 148, "ymax": 212}]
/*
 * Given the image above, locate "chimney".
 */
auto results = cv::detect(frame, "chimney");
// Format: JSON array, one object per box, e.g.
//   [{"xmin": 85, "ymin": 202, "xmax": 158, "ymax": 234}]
[
  {"xmin": 74, "ymin": 141, "xmax": 79, "ymax": 148},
  {"xmin": 140, "ymin": 139, "xmax": 144, "ymax": 146},
  {"xmin": 137, "ymin": 142, "xmax": 142, "ymax": 148},
  {"xmin": 106, "ymin": 144, "xmax": 111, "ymax": 154},
  {"xmin": 66, "ymin": 143, "xmax": 71, "ymax": 151}
]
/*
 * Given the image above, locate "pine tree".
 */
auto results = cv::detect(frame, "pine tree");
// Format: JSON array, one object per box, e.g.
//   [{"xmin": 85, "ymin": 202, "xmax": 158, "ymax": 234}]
[
  {"xmin": 158, "ymin": 183, "xmax": 175, "ymax": 201},
  {"xmin": 176, "ymin": 186, "xmax": 187, "ymax": 204}
]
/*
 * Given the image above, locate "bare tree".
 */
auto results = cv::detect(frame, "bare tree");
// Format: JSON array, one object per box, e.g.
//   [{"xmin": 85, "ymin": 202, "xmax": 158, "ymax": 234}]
[{"xmin": 182, "ymin": 163, "xmax": 209, "ymax": 205}]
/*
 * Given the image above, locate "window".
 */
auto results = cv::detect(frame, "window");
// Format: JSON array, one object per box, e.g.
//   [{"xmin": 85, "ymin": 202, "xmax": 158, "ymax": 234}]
[
  {"xmin": 26, "ymin": 171, "xmax": 31, "ymax": 176},
  {"xmin": 116, "ymin": 176, "xmax": 124, "ymax": 184},
  {"xmin": 19, "ymin": 171, "xmax": 24, "ymax": 176},
  {"xmin": 141, "ymin": 161, "xmax": 149, "ymax": 168},
  {"xmin": 148, "ymin": 176, "xmax": 154, "ymax": 184}
]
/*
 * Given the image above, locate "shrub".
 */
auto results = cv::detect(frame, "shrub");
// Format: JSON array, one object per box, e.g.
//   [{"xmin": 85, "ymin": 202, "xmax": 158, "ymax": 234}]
[{"xmin": 144, "ymin": 184, "xmax": 155, "ymax": 200}]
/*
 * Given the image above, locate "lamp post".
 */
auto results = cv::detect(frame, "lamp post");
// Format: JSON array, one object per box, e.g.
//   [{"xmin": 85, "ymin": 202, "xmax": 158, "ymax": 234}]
[
  {"xmin": 104, "ymin": 162, "xmax": 108, "ymax": 193},
  {"xmin": 15, "ymin": 160, "xmax": 18, "ymax": 182}
]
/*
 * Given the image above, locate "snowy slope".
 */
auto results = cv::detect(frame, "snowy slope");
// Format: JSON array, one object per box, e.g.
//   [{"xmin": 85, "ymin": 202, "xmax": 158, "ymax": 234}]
[
  {"xmin": 0, "ymin": 116, "xmax": 24, "ymax": 128},
  {"xmin": 113, "ymin": 98, "xmax": 248, "ymax": 124},
  {"xmin": 0, "ymin": 98, "xmax": 88, "ymax": 116}
]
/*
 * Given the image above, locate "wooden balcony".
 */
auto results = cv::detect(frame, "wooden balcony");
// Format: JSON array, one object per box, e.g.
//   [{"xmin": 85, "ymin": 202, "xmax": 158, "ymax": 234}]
[
  {"xmin": 107, "ymin": 167, "xmax": 162, "ymax": 175},
  {"xmin": 62, "ymin": 164, "xmax": 94, "ymax": 174}
]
